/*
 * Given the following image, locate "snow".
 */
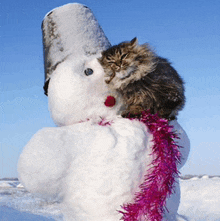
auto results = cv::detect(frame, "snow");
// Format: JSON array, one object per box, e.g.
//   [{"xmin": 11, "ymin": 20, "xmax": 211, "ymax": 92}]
[
  {"xmin": 42, "ymin": 3, "xmax": 111, "ymax": 82},
  {"xmin": 17, "ymin": 119, "xmax": 153, "ymax": 220},
  {"xmin": 48, "ymin": 58, "xmax": 123, "ymax": 126},
  {"xmin": 0, "ymin": 179, "xmax": 62, "ymax": 220},
  {"xmin": 178, "ymin": 176, "xmax": 220, "ymax": 220},
  {"xmin": 1, "ymin": 176, "xmax": 220, "ymax": 221}
]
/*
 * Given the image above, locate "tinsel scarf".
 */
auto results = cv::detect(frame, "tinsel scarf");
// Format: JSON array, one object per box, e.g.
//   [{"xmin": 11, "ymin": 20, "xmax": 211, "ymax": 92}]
[{"xmin": 119, "ymin": 110, "xmax": 182, "ymax": 221}]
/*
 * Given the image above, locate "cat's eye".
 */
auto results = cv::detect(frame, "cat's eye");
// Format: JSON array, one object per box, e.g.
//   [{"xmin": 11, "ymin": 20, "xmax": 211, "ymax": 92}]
[
  {"xmin": 106, "ymin": 56, "xmax": 111, "ymax": 60},
  {"xmin": 121, "ymin": 54, "xmax": 128, "ymax": 60},
  {"xmin": 84, "ymin": 68, "xmax": 93, "ymax": 76}
]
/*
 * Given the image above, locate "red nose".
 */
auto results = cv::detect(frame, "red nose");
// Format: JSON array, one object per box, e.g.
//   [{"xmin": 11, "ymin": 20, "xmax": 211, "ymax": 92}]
[{"xmin": 104, "ymin": 96, "xmax": 116, "ymax": 107}]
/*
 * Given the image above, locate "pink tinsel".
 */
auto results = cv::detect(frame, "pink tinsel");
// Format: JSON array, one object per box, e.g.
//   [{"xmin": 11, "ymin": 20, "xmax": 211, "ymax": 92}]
[
  {"xmin": 98, "ymin": 118, "xmax": 113, "ymax": 126},
  {"xmin": 119, "ymin": 110, "xmax": 182, "ymax": 221}
]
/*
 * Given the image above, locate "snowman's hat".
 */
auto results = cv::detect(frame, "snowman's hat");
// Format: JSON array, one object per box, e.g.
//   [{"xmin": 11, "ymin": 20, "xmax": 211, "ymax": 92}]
[{"xmin": 42, "ymin": 3, "xmax": 111, "ymax": 95}]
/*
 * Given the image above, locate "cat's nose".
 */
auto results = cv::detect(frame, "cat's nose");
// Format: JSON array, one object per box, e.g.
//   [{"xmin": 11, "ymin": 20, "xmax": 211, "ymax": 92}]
[{"xmin": 115, "ymin": 61, "xmax": 121, "ymax": 66}]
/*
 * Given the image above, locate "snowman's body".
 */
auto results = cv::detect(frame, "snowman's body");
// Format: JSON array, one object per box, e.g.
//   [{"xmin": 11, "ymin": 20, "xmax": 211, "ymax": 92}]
[
  {"xmin": 18, "ymin": 3, "xmax": 190, "ymax": 221},
  {"xmin": 57, "ymin": 119, "xmax": 152, "ymax": 221},
  {"xmin": 18, "ymin": 117, "xmax": 189, "ymax": 221}
]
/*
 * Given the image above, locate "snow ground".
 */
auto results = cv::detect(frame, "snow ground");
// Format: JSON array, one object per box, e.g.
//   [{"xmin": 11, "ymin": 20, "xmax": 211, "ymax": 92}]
[{"xmin": 0, "ymin": 176, "xmax": 220, "ymax": 221}]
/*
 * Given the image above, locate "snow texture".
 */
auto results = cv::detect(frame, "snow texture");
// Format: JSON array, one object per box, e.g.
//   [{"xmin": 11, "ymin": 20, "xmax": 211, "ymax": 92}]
[
  {"xmin": 1, "ymin": 177, "xmax": 220, "ymax": 221},
  {"xmin": 18, "ymin": 118, "xmax": 152, "ymax": 220},
  {"xmin": 48, "ymin": 58, "xmax": 123, "ymax": 126},
  {"xmin": 178, "ymin": 176, "xmax": 220, "ymax": 220},
  {"xmin": 18, "ymin": 118, "xmax": 190, "ymax": 221}
]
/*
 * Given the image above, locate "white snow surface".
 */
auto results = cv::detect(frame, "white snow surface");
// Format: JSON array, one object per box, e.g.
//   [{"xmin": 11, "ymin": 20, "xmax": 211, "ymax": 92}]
[{"xmin": 1, "ymin": 176, "xmax": 220, "ymax": 221}]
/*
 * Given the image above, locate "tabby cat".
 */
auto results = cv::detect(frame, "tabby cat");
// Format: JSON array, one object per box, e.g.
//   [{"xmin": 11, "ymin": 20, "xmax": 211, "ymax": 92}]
[{"xmin": 98, "ymin": 38, "xmax": 185, "ymax": 120}]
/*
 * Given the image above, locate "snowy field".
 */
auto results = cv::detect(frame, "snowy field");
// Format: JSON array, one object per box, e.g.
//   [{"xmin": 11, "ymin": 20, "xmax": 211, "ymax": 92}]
[{"xmin": 0, "ymin": 176, "xmax": 220, "ymax": 221}]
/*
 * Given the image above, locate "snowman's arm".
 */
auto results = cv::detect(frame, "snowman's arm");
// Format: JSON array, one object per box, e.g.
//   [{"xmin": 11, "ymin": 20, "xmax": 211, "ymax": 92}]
[
  {"xmin": 18, "ymin": 127, "xmax": 71, "ymax": 198},
  {"xmin": 170, "ymin": 120, "xmax": 190, "ymax": 170}
]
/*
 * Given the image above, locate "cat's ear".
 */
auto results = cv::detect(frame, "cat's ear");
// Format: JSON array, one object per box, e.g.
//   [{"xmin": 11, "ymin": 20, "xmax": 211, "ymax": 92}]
[{"xmin": 130, "ymin": 37, "xmax": 138, "ymax": 46}]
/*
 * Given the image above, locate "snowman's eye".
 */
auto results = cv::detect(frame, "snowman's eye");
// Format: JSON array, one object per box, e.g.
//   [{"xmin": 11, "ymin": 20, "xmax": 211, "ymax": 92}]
[{"xmin": 84, "ymin": 68, "xmax": 93, "ymax": 76}]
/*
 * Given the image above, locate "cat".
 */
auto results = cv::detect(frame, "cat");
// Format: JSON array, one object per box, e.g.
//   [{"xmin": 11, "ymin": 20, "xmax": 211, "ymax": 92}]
[{"xmin": 98, "ymin": 37, "xmax": 185, "ymax": 120}]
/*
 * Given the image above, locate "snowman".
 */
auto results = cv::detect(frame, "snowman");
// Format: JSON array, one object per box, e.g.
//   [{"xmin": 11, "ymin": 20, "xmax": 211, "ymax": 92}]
[{"xmin": 18, "ymin": 3, "xmax": 190, "ymax": 221}]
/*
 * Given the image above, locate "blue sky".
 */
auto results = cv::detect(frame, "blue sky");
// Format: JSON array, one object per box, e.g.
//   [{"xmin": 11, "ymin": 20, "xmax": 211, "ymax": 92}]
[{"xmin": 1, "ymin": 0, "xmax": 220, "ymax": 178}]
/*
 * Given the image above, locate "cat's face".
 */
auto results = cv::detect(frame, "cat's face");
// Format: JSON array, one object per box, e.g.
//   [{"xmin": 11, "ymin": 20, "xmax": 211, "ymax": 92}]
[
  {"xmin": 98, "ymin": 38, "xmax": 155, "ymax": 89},
  {"xmin": 98, "ymin": 38, "xmax": 138, "ymax": 82}
]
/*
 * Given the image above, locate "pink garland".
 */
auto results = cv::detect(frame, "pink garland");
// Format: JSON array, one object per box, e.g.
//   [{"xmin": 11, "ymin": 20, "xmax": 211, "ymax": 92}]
[{"xmin": 119, "ymin": 110, "xmax": 182, "ymax": 221}]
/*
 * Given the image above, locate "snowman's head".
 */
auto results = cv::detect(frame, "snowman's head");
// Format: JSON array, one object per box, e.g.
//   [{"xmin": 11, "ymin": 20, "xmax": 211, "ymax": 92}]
[
  {"xmin": 48, "ymin": 56, "xmax": 123, "ymax": 126},
  {"xmin": 41, "ymin": 3, "xmax": 123, "ymax": 126}
]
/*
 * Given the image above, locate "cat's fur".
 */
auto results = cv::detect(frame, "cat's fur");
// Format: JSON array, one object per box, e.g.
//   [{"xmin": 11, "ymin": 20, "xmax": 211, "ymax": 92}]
[{"xmin": 98, "ymin": 38, "xmax": 185, "ymax": 120}]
